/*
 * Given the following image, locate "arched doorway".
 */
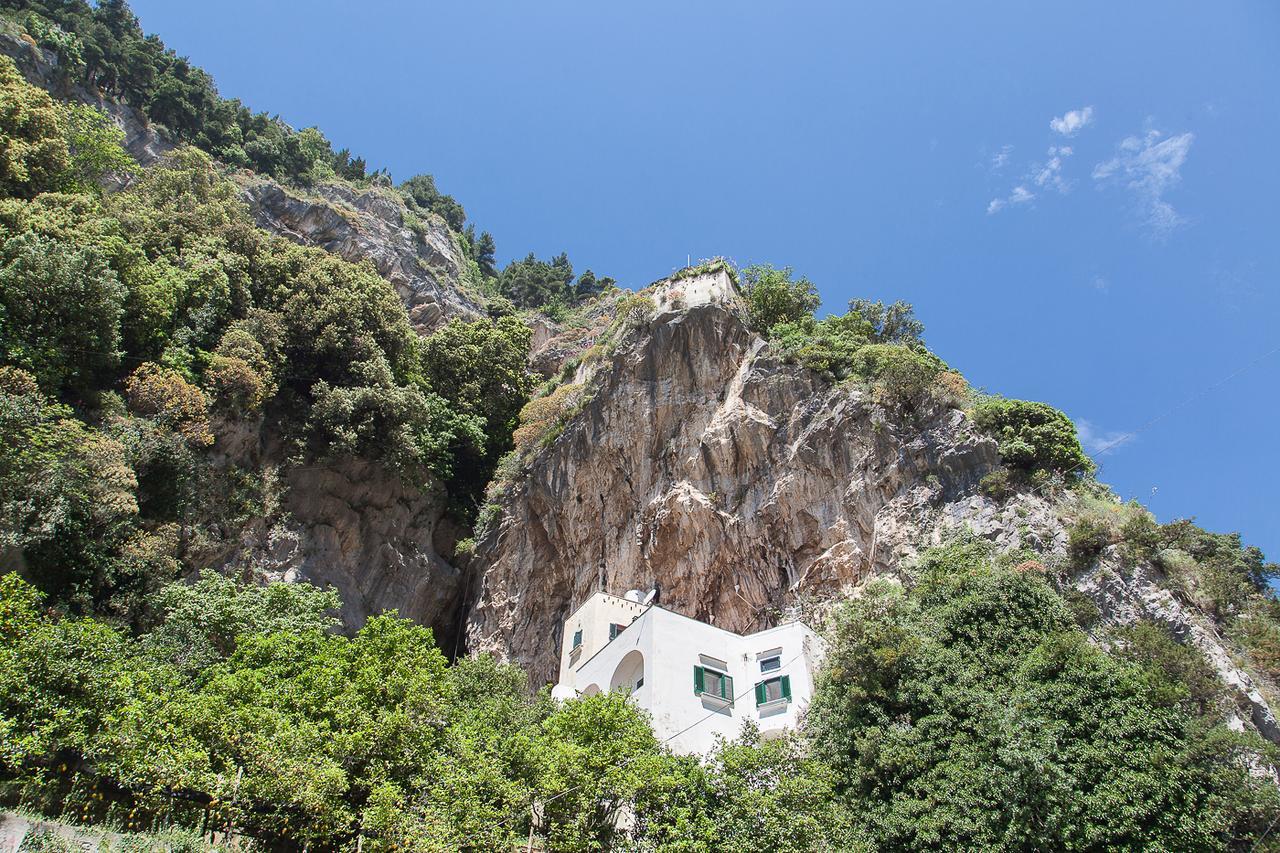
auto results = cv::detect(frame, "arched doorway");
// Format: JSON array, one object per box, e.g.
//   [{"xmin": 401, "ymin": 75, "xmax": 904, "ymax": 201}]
[{"xmin": 610, "ymin": 650, "xmax": 645, "ymax": 695}]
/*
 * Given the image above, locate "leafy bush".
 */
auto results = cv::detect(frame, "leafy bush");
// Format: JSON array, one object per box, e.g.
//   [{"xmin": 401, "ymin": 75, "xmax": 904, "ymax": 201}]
[
  {"xmin": 398, "ymin": 173, "xmax": 465, "ymax": 231},
  {"xmin": 616, "ymin": 293, "xmax": 655, "ymax": 327},
  {"xmin": 979, "ymin": 468, "xmax": 1012, "ymax": 500},
  {"xmin": 1111, "ymin": 620, "xmax": 1224, "ymax": 717},
  {"xmin": 307, "ymin": 353, "xmax": 483, "ymax": 480},
  {"xmin": 0, "ymin": 231, "xmax": 125, "ymax": 398},
  {"xmin": 740, "ymin": 263, "xmax": 819, "ymax": 333},
  {"xmin": 512, "ymin": 382, "xmax": 584, "ymax": 455},
  {"xmin": 846, "ymin": 298, "xmax": 924, "ymax": 345},
  {"xmin": 851, "ymin": 343, "xmax": 946, "ymax": 413},
  {"xmin": 57, "ymin": 100, "xmax": 136, "ymax": 191},
  {"xmin": 971, "ymin": 398, "xmax": 1093, "ymax": 480},
  {"xmin": 0, "ymin": 372, "xmax": 144, "ymax": 613},
  {"xmin": 0, "ymin": 54, "xmax": 70, "ymax": 197},
  {"xmin": 1235, "ymin": 612, "xmax": 1280, "ymax": 682},
  {"xmin": 1067, "ymin": 513, "xmax": 1113, "ymax": 570},
  {"xmin": 124, "ymin": 363, "xmax": 213, "ymax": 447}
]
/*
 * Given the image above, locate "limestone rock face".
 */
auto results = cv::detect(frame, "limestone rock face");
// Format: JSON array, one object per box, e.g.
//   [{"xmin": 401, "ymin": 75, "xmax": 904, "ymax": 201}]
[
  {"xmin": 194, "ymin": 416, "xmax": 462, "ymax": 642},
  {"xmin": 1075, "ymin": 552, "xmax": 1280, "ymax": 743},
  {"xmin": 214, "ymin": 455, "xmax": 461, "ymax": 641},
  {"xmin": 465, "ymin": 295, "xmax": 1001, "ymax": 686},
  {"xmin": 239, "ymin": 178, "xmax": 485, "ymax": 331}
]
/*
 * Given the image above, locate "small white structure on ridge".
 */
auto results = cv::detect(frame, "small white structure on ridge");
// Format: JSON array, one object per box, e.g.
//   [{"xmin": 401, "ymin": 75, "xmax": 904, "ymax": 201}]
[{"xmin": 552, "ymin": 590, "xmax": 825, "ymax": 755}]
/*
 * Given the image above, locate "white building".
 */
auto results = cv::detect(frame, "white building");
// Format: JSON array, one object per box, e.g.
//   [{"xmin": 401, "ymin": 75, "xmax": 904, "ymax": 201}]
[{"xmin": 552, "ymin": 591, "xmax": 825, "ymax": 755}]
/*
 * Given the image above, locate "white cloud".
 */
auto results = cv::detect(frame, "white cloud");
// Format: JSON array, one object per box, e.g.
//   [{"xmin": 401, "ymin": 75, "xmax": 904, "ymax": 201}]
[
  {"xmin": 1076, "ymin": 419, "xmax": 1136, "ymax": 456},
  {"xmin": 991, "ymin": 144, "xmax": 1013, "ymax": 170},
  {"xmin": 1092, "ymin": 129, "xmax": 1194, "ymax": 236},
  {"xmin": 1032, "ymin": 145, "xmax": 1074, "ymax": 193},
  {"xmin": 1050, "ymin": 106, "xmax": 1095, "ymax": 136},
  {"xmin": 987, "ymin": 184, "xmax": 1035, "ymax": 215}
]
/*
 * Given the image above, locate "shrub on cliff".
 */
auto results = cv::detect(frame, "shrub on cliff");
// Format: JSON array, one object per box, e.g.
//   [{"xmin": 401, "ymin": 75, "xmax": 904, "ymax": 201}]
[
  {"xmin": 741, "ymin": 263, "xmax": 820, "ymax": 333},
  {"xmin": 971, "ymin": 398, "xmax": 1093, "ymax": 480}
]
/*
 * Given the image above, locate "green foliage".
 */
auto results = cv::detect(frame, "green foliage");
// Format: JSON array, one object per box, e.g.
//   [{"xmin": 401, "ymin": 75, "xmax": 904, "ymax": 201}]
[
  {"xmin": 307, "ymin": 352, "xmax": 483, "ymax": 480},
  {"xmin": 768, "ymin": 312, "xmax": 870, "ymax": 379},
  {"xmin": 1, "ymin": 2, "xmax": 369, "ymax": 186},
  {"xmin": 0, "ymin": 370, "xmax": 146, "ymax": 615},
  {"xmin": 1068, "ymin": 512, "xmax": 1114, "ymax": 570},
  {"xmin": 512, "ymin": 382, "xmax": 584, "ymax": 456},
  {"xmin": 124, "ymin": 362, "xmax": 213, "ymax": 447},
  {"xmin": 0, "ymin": 117, "xmax": 528, "ymax": 616},
  {"xmin": 849, "ymin": 343, "xmax": 950, "ymax": 414},
  {"xmin": 398, "ymin": 173, "xmax": 465, "ymax": 231},
  {"xmin": 416, "ymin": 314, "xmax": 533, "ymax": 509},
  {"xmin": 634, "ymin": 728, "xmax": 859, "ymax": 851},
  {"xmin": 0, "ymin": 574, "xmax": 686, "ymax": 851},
  {"xmin": 0, "ymin": 54, "xmax": 69, "ymax": 197},
  {"xmin": 846, "ymin": 298, "xmax": 925, "ymax": 345},
  {"xmin": 615, "ymin": 292, "xmax": 654, "ymax": 328},
  {"xmin": 1111, "ymin": 621, "xmax": 1225, "ymax": 717},
  {"xmin": 806, "ymin": 549, "xmax": 1280, "ymax": 850},
  {"xmin": 980, "ymin": 467, "xmax": 1012, "ymax": 500},
  {"xmin": 55, "ymin": 100, "xmax": 135, "ymax": 191},
  {"xmin": 0, "ymin": 230, "xmax": 125, "ymax": 398},
  {"xmin": 740, "ymin": 263, "xmax": 820, "ymax": 333},
  {"xmin": 971, "ymin": 397, "xmax": 1093, "ymax": 480},
  {"xmin": 498, "ymin": 251, "xmax": 575, "ymax": 310},
  {"xmin": 142, "ymin": 569, "xmax": 339, "ymax": 678},
  {"xmin": 531, "ymin": 691, "xmax": 663, "ymax": 850}
]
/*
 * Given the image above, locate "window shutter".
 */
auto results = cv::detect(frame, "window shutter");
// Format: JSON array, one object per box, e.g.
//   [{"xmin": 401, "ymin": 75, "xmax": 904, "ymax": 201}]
[
  {"xmin": 755, "ymin": 681, "xmax": 766, "ymax": 706},
  {"xmin": 694, "ymin": 665, "xmax": 705, "ymax": 695},
  {"xmin": 724, "ymin": 674, "xmax": 734, "ymax": 704},
  {"xmin": 572, "ymin": 629, "xmax": 582, "ymax": 649},
  {"xmin": 781, "ymin": 675, "xmax": 792, "ymax": 701}
]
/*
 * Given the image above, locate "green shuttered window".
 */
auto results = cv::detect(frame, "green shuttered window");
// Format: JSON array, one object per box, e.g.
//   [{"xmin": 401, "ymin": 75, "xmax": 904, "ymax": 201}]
[
  {"xmin": 755, "ymin": 675, "xmax": 792, "ymax": 706},
  {"xmin": 693, "ymin": 665, "xmax": 734, "ymax": 705}
]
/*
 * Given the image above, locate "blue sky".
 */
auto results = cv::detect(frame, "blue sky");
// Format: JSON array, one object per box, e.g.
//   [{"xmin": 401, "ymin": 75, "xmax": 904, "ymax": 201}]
[{"xmin": 130, "ymin": 1, "xmax": 1279, "ymax": 560}]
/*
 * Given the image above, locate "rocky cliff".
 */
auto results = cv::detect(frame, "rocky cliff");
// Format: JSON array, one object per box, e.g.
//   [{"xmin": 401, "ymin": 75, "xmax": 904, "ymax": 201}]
[
  {"xmin": 239, "ymin": 178, "xmax": 485, "ymax": 331},
  {"xmin": 464, "ymin": 272, "xmax": 1000, "ymax": 684},
  {"xmin": 463, "ymin": 270, "xmax": 1280, "ymax": 744}
]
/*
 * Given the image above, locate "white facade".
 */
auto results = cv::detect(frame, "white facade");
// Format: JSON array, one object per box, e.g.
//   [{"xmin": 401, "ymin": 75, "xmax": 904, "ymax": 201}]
[{"xmin": 553, "ymin": 592, "xmax": 824, "ymax": 755}]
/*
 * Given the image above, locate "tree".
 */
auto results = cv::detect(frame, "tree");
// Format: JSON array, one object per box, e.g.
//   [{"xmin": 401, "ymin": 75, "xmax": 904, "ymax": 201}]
[
  {"xmin": 143, "ymin": 570, "xmax": 339, "ymax": 678},
  {"xmin": 0, "ymin": 55, "xmax": 71, "ymax": 198},
  {"xmin": 529, "ymin": 692, "xmax": 663, "ymax": 851},
  {"xmin": 0, "ymin": 231, "xmax": 125, "ymax": 398},
  {"xmin": 307, "ymin": 351, "xmax": 484, "ymax": 480},
  {"xmin": 399, "ymin": 173, "xmax": 466, "ymax": 231},
  {"xmin": 498, "ymin": 252, "xmax": 576, "ymax": 310},
  {"xmin": 805, "ymin": 552, "xmax": 1280, "ymax": 850},
  {"xmin": 0, "ymin": 371, "xmax": 141, "ymax": 614},
  {"xmin": 846, "ymin": 298, "xmax": 925, "ymax": 345},
  {"xmin": 124, "ymin": 362, "xmax": 214, "ymax": 447},
  {"xmin": 474, "ymin": 230, "xmax": 496, "ymax": 277},
  {"xmin": 417, "ymin": 315, "xmax": 533, "ymax": 508},
  {"xmin": 740, "ymin": 264, "xmax": 820, "ymax": 334},
  {"xmin": 57, "ymin": 100, "xmax": 136, "ymax": 192}
]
